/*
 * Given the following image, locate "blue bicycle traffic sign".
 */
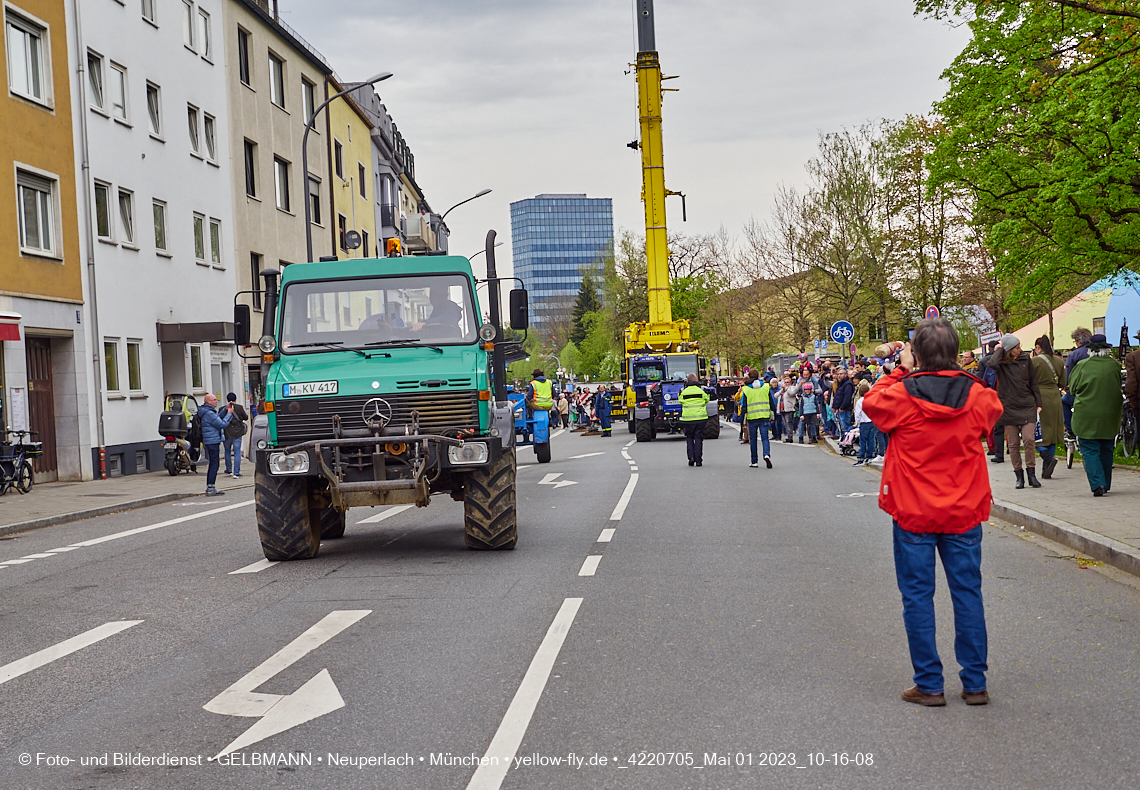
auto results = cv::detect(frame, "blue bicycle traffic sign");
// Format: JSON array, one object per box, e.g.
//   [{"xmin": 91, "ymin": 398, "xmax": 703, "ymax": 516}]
[{"xmin": 830, "ymin": 320, "xmax": 855, "ymax": 344}]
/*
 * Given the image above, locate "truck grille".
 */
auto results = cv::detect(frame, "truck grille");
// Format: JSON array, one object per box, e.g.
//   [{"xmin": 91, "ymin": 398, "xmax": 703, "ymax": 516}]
[{"xmin": 274, "ymin": 391, "xmax": 480, "ymax": 446}]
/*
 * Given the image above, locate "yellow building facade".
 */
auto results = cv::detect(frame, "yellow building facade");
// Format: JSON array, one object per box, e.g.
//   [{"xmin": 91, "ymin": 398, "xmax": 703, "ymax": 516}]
[
  {"xmin": 326, "ymin": 85, "xmax": 377, "ymax": 259},
  {"xmin": 1, "ymin": 0, "xmax": 92, "ymax": 481}
]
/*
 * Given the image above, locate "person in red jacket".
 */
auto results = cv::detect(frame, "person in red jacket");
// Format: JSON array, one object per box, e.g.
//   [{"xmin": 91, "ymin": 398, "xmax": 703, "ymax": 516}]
[{"xmin": 863, "ymin": 317, "xmax": 1003, "ymax": 708}]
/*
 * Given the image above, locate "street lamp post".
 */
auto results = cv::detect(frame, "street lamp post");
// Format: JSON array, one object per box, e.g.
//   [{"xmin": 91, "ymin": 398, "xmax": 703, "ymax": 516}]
[
  {"xmin": 441, "ymin": 189, "xmax": 492, "ymax": 221},
  {"xmin": 303, "ymin": 72, "xmax": 392, "ymax": 263}
]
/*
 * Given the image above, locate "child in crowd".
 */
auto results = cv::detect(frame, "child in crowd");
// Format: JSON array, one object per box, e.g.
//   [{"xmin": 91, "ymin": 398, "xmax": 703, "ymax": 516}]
[{"xmin": 853, "ymin": 380, "xmax": 878, "ymax": 466}]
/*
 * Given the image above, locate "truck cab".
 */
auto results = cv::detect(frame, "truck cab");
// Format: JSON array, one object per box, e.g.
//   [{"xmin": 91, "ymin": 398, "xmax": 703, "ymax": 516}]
[{"xmin": 625, "ymin": 352, "xmax": 719, "ymax": 442}]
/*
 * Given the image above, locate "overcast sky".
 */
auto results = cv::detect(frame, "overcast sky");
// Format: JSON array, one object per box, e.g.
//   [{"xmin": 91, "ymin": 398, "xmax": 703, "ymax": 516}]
[{"xmin": 282, "ymin": 0, "xmax": 971, "ymax": 278}]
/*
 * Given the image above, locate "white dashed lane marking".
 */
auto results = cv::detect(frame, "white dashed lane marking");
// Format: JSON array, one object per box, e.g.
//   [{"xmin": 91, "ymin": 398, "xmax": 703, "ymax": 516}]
[
  {"xmin": 357, "ymin": 504, "xmax": 414, "ymax": 524},
  {"xmin": 597, "ymin": 528, "xmax": 615, "ymax": 543},
  {"xmin": 0, "ymin": 620, "xmax": 143, "ymax": 686},
  {"xmin": 578, "ymin": 556, "xmax": 602, "ymax": 576},
  {"xmin": 609, "ymin": 474, "xmax": 639, "ymax": 521},
  {"xmin": 230, "ymin": 558, "xmax": 279, "ymax": 575}
]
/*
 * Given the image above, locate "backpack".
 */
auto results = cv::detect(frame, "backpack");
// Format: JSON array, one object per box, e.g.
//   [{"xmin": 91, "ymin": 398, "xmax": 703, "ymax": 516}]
[{"xmin": 225, "ymin": 406, "xmax": 248, "ymax": 438}]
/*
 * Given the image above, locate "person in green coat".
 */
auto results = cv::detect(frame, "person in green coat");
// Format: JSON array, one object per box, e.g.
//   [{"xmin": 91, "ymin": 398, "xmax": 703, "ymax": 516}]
[
  {"xmin": 1031, "ymin": 335, "xmax": 1066, "ymax": 479},
  {"xmin": 1068, "ymin": 334, "xmax": 1124, "ymax": 496}
]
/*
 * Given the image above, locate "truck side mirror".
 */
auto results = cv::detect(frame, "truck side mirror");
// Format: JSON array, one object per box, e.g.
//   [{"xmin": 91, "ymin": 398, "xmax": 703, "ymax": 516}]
[
  {"xmin": 234, "ymin": 304, "xmax": 251, "ymax": 346},
  {"xmin": 509, "ymin": 288, "xmax": 529, "ymax": 330},
  {"xmin": 698, "ymin": 356, "xmax": 707, "ymax": 378}
]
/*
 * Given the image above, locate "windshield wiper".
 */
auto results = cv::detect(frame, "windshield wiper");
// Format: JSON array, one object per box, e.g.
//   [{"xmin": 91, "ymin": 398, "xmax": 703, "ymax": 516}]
[
  {"xmin": 289, "ymin": 341, "xmax": 368, "ymax": 358},
  {"xmin": 364, "ymin": 339, "xmax": 444, "ymax": 354}
]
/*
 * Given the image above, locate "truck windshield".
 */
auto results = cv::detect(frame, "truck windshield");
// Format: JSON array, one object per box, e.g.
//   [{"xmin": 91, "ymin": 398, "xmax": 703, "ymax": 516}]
[
  {"xmin": 666, "ymin": 354, "xmax": 698, "ymax": 380},
  {"xmin": 633, "ymin": 363, "xmax": 664, "ymax": 383},
  {"xmin": 280, "ymin": 274, "xmax": 476, "ymax": 351}
]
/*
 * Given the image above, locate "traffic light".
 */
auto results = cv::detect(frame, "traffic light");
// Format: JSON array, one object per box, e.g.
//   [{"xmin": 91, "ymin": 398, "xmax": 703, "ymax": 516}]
[{"xmin": 386, "ymin": 238, "xmax": 402, "ymax": 257}]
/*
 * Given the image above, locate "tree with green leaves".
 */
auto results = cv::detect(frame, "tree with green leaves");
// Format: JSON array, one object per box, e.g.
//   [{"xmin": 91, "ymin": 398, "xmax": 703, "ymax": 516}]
[
  {"xmin": 916, "ymin": 0, "xmax": 1140, "ymax": 304},
  {"xmin": 570, "ymin": 273, "xmax": 601, "ymax": 345}
]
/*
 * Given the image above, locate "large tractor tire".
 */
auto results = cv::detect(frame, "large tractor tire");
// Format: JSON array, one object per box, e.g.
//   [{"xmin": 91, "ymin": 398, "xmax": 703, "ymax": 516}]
[
  {"xmin": 464, "ymin": 446, "xmax": 517, "ymax": 550},
  {"xmin": 635, "ymin": 418, "xmax": 653, "ymax": 443},
  {"xmin": 254, "ymin": 469, "xmax": 320, "ymax": 561},
  {"xmin": 705, "ymin": 419, "xmax": 721, "ymax": 440},
  {"xmin": 319, "ymin": 508, "xmax": 346, "ymax": 540},
  {"xmin": 627, "ymin": 417, "xmax": 636, "ymax": 433},
  {"xmin": 535, "ymin": 441, "xmax": 551, "ymax": 464}
]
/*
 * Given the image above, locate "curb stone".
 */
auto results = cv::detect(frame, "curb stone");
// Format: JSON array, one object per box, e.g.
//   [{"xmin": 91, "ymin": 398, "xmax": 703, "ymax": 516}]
[
  {"xmin": 0, "ymin": 483, "xmax": 255, "ymax": 538},
  {"xmin": 819, "ymin": 435, "xmax": 1140, "ymax": 579}
]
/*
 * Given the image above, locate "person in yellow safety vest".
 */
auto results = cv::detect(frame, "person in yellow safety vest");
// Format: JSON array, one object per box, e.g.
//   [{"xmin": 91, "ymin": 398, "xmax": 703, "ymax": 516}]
[
  {"xmin": 741, "ymin": 370, "xmax": 773, "ymax": 469},
  {"xmin": 680, "ymin": 373, "xmax": 711, "ymax": 467},
  {"xmin": 527, "ymin": 368, "xmax": 554, "ymax": 419}
]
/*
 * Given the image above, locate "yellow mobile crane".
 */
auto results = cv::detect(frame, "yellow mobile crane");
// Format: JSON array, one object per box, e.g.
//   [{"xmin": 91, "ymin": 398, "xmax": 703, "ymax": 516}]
[{"xmin": 623, "ymin": 0, "xmax": 718, "ymax": 442}]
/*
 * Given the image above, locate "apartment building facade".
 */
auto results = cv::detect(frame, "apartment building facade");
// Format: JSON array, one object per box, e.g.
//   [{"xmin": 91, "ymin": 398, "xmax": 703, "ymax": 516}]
[
  {"xmin": 2, "ymin": 0, "xmax": 92, "ymax": 482},
  {"xmin": 70, "ymin": 0, "xmax": 238, "ymax": 476},
  {"xmin": 327, "ymin": 82, "xmax": 376, "ymax": 259}
]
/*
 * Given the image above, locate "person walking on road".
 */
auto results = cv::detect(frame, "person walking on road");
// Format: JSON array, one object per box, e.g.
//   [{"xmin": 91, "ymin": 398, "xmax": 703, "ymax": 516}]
[
  {"xmin": 1069, "ymin": 334, "xmax": 1124, "ymax": 497},
  {"xmin": 198, "ymin": 393, "xmax": 234, "ymax": 496},
  {"xmin": 863, "ymin": 317, "xmax": 1003, "ymax": 708},
  {"xmin": 222, "ymin": 392, "xmax": 248, "ymax": 479},
  {"xmin": 593, "ymin": 385, "xmax": 612, "ymax": 437},
  {"xmin": 557, "ymin": 393, "xmax": 570, "ymax": 429},
  {"xmin": 680, "ymin": 374, "xmax": 710, "ymax": 466},
  {"xmin": 741, "ymin": 371, "xmax": 773, "ymax": 468},
  {"xmin": 985, "ymin": 335, "xmax": 1042, "ymax": 489},
  {"xmin": 1030, "ymin": 337, "xmax": 1065, "ymax": 479}
]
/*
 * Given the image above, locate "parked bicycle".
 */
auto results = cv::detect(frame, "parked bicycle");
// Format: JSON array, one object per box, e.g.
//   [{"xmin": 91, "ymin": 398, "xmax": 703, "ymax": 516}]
[{"xmin": 0, "ymin": 429, "xmax": 42, "ymax": 496}]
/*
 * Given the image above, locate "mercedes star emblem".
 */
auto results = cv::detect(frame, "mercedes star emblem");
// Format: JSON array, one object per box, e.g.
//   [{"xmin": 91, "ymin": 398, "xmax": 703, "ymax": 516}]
[{"xmin": 362, "ymin": 397, "xmax": 393, "ymax": 428}]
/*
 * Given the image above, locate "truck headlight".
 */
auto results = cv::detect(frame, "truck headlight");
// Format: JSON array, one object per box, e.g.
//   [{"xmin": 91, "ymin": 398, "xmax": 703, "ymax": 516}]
[
  {"xmin": 448, "ymin": 442, "xmax": 489, "ymax": 465},
  {"xmin": 268, "ymin": 451, "xmax": 309, "ymax": 474},
  {"xmin": 258, "ymin": 335, "xmax": 277, "ymax": 353}
]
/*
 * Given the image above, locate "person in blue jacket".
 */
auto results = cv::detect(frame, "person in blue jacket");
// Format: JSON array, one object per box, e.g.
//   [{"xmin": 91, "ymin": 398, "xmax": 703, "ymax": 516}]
[
  {"xmin": 593, "ymin": 385, "xmax": 612, "ymax": 437},
  {"xmin": 198, "ymin": 393, "xmax": 234, "ymax": 496}
]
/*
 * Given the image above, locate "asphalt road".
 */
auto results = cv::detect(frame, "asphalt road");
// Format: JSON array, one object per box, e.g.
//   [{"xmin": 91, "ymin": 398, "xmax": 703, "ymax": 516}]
[{"xmin": 1, "ymin": 423, "xmax": 1137, "ymax": 790}]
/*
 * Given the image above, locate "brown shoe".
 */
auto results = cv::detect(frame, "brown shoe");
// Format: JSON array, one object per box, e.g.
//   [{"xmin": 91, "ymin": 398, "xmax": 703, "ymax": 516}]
[
  {"xmin": 902, "ymin": 686, "xmax": 946, "ymax": 706},
  {"xmin": 961, "ymin": 690, "xmax": 989, "ymax": 705}
]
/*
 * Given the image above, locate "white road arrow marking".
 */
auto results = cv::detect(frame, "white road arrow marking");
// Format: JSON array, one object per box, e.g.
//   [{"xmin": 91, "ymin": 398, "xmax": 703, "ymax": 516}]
[
  {"xmin": 537, "ymin": 473, "xmax": 577, "ymax": 489},
  {"xmin": 204, "ymin": 609, "xmax": 370, "ymax": 758},
  {"xmin": 229, "ymin": 558, "xmax": 278, "ymax": 575},
  {"xmin": 568, "ymin": 452, "xmax": 605, "ymax": 459}
]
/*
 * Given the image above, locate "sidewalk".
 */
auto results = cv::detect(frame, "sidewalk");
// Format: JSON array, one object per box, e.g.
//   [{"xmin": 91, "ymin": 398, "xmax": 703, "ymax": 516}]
[
  {"xmin": 821, "ymin": 434, "xmax": 1140, "ymax": 578},
  {"xmin": 0, "ymin": 468, "xmax": 252, "ymax": 537}
]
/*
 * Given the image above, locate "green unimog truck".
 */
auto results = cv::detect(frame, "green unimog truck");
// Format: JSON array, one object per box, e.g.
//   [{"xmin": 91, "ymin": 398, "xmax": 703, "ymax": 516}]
[{"xmin": 235, "ymin": 235, "xmax": 526, "ymax": 560}]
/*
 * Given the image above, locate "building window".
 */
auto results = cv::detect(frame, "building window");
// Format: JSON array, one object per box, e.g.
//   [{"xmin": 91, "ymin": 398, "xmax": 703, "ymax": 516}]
[
  {"xmin": 197, "ymin": 9, "xmax": 211, "ymax": 60},
  {"xmin": 190, "ymin": 345, "xmax": 203, "ymax": 390},
  {"xmin": 301, "ymin": 78, "xmax": 315, "ymax": 126},
  {"xmin": 87, "ymin": 51, "xmax": 104, "ymax": 110},
  {"xmin": 237, "ymin": 27, "xmax": 250, "ymax": 86},
  {"xmin": 334, "ymin": 140, "xmax": 343, "ymax": 179},
  {"xmin": 308, "ymin": 177, "xmax": 321, "ymax": 225},
  {"xmin": 243, "ymin": 140, "xmax": 256, "ymax": 197},
  {"xmin": 146, "ymin": 82, "xmax": 161, "ymax": 136},
  {"xmin": 5, "ymin": 12, "xmax": 46, "ymax": 103},
  {"xmin": 16, "ymin": 170, "xmax": 56, "ymax": 255},
  {"xmin": 126, "ymin": 340, "xmax": 143, "ymax": 392},
  {"xmin": 93, "ymin": 181, "xmax": 112, "ymax": 240},
  {"xmin": 152, "ymin": 199, "xmax": 167, "ymax": 251},
  {"xmin": 109, "ymin": 63, "xmax": 127, "ymax": 120},
  {"xmin": 118, "ymin": 189, "xmax": 135, "ymax": 245},
  {"xmin": 141, "ymin": 0, "xmax": 156, "ymax": 24},
  {"xmin": 250, "ymin": 252, "xmax": 262, "ymax": 309},
  {"xmin": 203, "ymin": 114, "xmax": 216, "ymax": 160},
  {"xmin": 193, "ymin": 213, "xmax": 205, "ymax": 261},
  {"xmin": 338, "ymin": 214, "xmax": 347, "ymax": 251},
  {"xmin": 187, "ymin": 105, "xmax": 200, "ymax": 153},
  {"xmin": 362, "ymin": 230, "xmax": 369, "ymax": 257},
  {"xmin": 273, "ymin": 158, "xmax": 289, "ymax": 211},
  {"xmin": 104, "ymin": 339, "xmax": 120, "ymax": 393},
  {"xmin": 209, "ymin": 218, "xmax": 222, "ymax": 265},
  {"xmin": 181, "ymin": 1, "xmax": 194, "ymax": 49},
  {"xmin": 358, "ymin": 163, "xmax": 366, "ymax": 198},
  {"xmin": 268, "ymin": 53, "xmax": 284, "ymax": 108}
]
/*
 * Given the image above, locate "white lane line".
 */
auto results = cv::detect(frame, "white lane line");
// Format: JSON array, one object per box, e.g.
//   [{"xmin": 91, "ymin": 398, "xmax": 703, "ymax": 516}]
[
  {"xmin": 357, "ymin": 504, "xmax": 414, "ymax": 524},
  {"xmin": 623, "ymin": 439, "xmax": 635, "ymax": 448},
  {"xmin": 578, "ymin": 555, "xmax": 602, "ymax": 576},
  {"xmin": 550, "ymin": 428, "xmax": 566, "ymax": 440},
  {"xmin": 21, "ymin": 553, "xmax": 56, "ymax": 559},
  {"xmin": 466, "ymin": 598, "xmax": 583, "ymax": 790},
  {"xmin": 0, "ymin": 559, "xmax": 36, "ymax": 565},
  {"xmin": 68, "ymin": 500, "xmax": 256, "ymax": 549},
  {"xmin": 47, "ymin": 546, "xmax": 80, "ymax": 553},
  {"xmin": 0, "ymin": 620, "xmax": 143, "ymax": 686},
  {"xmin": 597, "ymin": 528, "xmax": 615, "ymax": 543},
  {"xmin": 609, "ymin": 474, "xmax": 639, "ymax": 521},
  {"xmin": 229, "ymin": 558, "xmax": 279, "ymax": 575},
  {"xmin": 568, "ymin": 452, "xmax": 605, "ymax": 459},
  {"xmin": 630, "ymin": 466, "xmax": 638, "ymax": 471}
]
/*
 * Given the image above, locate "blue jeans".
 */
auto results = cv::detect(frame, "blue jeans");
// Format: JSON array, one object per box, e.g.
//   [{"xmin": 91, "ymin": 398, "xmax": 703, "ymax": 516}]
[
  {"xmin": 799, "ymin": 412, "xmax": 818, "ymax": 440},
  {"xmin": 773, "ymin": 412, "xmax": 784, "ymax": 439},
  {"xmin": 748, "ymin": 419, "xmax": 771, "ymax": 463},
  {"xmin": 876, "ymin": 426, "xmax": 889, "ymax": 457},
  {"xmin": 1036, "ymin": 443, "xmax": 1055, "ymax": 465},
  {"xmin": 223, "ymin": 437, "xmax": 242, "ymax": 475},
  {"xmin": 893, "ymin": 523, "xmax": 988, "ymax": 694},
  {"xmin": 857, "ymin": 422, "xmax": 878, "ymax": 461},
  {"xmin": 1078, "ymin": 438, "xmax": 1114, "ymax": 491},
  {"xmin": 205, "ymin": 443, "xmax": 221, "ymax": 488},
  {"xmin": 1061, "ymin": 392, "xmax": 1074, "ymax": 433},
  {"xmin": 836, "ymin": 409, "xmax": 853, "ymax": 438}
]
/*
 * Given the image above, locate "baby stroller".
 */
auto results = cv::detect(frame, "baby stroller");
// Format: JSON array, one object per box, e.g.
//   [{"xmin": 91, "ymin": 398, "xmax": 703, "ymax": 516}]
[{"xmin": 840, "ymin": 426, "xmax": 860, "ymax": 457}]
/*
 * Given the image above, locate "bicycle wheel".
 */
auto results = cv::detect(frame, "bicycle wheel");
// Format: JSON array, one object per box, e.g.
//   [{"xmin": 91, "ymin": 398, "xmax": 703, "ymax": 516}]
[
  {"xmin": 1123, "ymin": 407, "xmax": 1138, "ymax": 457},
  {"xmin": 1066, "ymin": 439, "xmax": 1075, "ymax": 469},
  {"xmin": 15, "ymin": 460, "xmax": 34, "ymax": 493}
]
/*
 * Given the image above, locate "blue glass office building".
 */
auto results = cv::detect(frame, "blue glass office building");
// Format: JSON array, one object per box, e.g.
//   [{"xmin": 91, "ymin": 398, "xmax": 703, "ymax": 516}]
[{"xmin": 510, "ymin": 194, "xmax": 614, "ymax": 329}]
